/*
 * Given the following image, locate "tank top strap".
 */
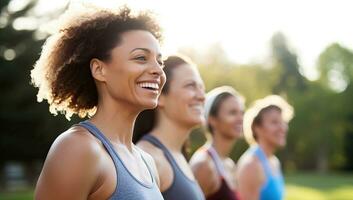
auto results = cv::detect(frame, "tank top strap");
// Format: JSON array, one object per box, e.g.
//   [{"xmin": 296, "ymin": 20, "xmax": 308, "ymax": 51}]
[
  {"xmin": 253, "ymin": 146, "xmax": 272, "ymax": 178},
  {"xmin": 206, "ymin": 146, "xmax": 227, "ymax": 177},
  {"xmin": 77, "ymin": 120, "xmax": 120, "ymax": 166},
  {"xmin": 141, "ymin": 135, "xmax": 179, "ymax": 168}
]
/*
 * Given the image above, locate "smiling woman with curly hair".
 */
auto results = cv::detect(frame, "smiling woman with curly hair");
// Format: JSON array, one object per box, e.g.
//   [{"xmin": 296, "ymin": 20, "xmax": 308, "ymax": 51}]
[{"xmin": 31, "ymin": 5, "xmax": 165, "ymax": 200}]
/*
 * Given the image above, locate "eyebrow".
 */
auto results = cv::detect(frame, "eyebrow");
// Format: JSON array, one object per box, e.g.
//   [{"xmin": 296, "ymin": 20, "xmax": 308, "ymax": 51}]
[{"xmin": 130, "ymin": 48, "xmax": 162, "ymax": 57}]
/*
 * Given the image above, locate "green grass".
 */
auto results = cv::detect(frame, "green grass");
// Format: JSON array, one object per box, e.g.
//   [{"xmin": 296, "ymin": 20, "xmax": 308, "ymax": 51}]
[
  {"xmin": 1, "ymin": 173, "xmax": 352, "ymax": 200},
  {"xmin": 0, "ymin": 190, "xmax": 34, "ymax": 200},
  {"xmin": 285, "ymin": 173, "xmax": 353, "ymax": 200}
]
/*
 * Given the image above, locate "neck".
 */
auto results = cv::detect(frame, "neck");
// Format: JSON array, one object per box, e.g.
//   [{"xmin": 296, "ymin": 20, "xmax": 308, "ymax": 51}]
[
  {"xmin": 257, "ymin": 140, "xmax": 276, "ymax": 158},
  {"xmin": 90, "ymin": 96, "xmax": 140, "ymax": 152},
  {"xmin": 151, "ymin": 113, "xmax": 192, "ymax": 153},
  {"xmin": 211, "ymin": 131, "xmax": 237, "ymax": 158}
]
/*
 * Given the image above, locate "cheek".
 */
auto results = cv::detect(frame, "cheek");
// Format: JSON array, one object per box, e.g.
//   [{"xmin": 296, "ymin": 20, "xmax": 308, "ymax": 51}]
[
  {"xmin": 261, "ymin": 124, "xmax": 276, "ymax": 140},
  {"xmin": 164, "ymin": 92, "xmax": 187, "ymax": 115},
  {"xmin": 160, "ymin": 73, "xmax": 167, "ymax": 88},
  {"xmin": 223, "ymin": 116, "xmax": 236, "ymax": 128},
  {"xmin": 270, "ymin": 124, "xmax": 286, "ymax": 141},
  {"xmin": 106, "ymin": 62, "xmax": 145, "ymax": 101},
  {"xmin": 175, "ymin": 90, "xmax": 194, "ymax": 109}
]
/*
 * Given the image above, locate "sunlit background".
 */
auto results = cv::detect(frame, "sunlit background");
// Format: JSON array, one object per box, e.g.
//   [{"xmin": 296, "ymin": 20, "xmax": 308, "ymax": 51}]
[
  {"xmin": 7, "ymin": 0, "xmax": 353, "ymax": 84},
  {"xmin": 1, "ymin": 0, "xmax": 353, "ymax": 199}
]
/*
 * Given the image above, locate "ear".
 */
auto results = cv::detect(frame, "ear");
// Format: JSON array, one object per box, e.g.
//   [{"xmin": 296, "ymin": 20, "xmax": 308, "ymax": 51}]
[
  {"xmin": 90, "ymin": 58, "xmax": 106, "ymax": 82},
  {"xmin": 208, "ymin": 115, "xmax": 218, "ymax": 130},
  {"xmin": 253, "ymin": 125, "xmax": 261, "ymax": 138}
]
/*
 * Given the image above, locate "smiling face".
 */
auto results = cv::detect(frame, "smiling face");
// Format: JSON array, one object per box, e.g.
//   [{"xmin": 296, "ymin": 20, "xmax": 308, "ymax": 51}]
[
  {"xmin": 93, "ymin": 30, "xmax": 166, "ymax": 111},
  {"xmin": 159, "ymin": 63, "xmax": 205, "ymax": 129},
  {"xmin": 209, "ymin": 95, "xmax": 244, "ymax": 139},
  {"xmin": 255, "ymin": 108, "xmax": 288, "ymax": 148}
]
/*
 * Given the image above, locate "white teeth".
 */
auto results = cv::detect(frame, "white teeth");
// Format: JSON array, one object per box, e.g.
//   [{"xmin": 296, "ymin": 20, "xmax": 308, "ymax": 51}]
[
  {"xmin": 191, "ymin": 105, "xmax": 204, "ymax": 112},
  {"xmin": 138, "ymin": 82, "xmax": 159, "ymax": 90}
]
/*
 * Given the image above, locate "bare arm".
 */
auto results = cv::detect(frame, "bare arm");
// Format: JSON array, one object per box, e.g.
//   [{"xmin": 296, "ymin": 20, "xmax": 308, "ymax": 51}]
[
  {"xmin": 35, "ymin": 128, "xmax": 101, "ymax": 200},
  {"xmin": 190, "ymin": 152, "xmax": 220, "ymax": 197},
  {"xmin": 236, "ymin": 158, "xmax": 264, "ymax": 200}
]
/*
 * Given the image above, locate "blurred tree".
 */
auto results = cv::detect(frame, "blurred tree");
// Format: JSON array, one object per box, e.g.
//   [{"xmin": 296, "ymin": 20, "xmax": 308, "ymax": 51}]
[
  {"xmin": 317, "ymin": 43, "xmax": 353, "ymax": 171},
  {"xmin": 267, "ymin": 34, "xmax": 348, "ymax": 172},
  {"xmin": 270, "ymin": 32, "xmax": 307, "ymax": 94},
  {"xmin": 318, "ymin": 43, "xmax": 353, "ymax": 92},
  {"xmin": 0, "ymin": 0, "xmax": 72, "ymax": 166}
]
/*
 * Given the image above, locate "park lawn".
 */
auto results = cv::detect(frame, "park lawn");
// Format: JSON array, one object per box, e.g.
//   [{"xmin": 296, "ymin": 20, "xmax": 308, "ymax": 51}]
[
  {"xmin": 285, "ymin": 172, "xmax": 353, "ymax": 200},
  {"xmin": 0, "ymin": 190, "xmax": 33, "ymax": 200},
  {"xmin": 1, "ymin": 173, "xmax": 352, "ymax": 200}
]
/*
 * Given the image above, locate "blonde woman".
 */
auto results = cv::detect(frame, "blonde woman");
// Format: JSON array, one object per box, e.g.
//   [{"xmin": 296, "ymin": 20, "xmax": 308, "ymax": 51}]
[{"xmin": 236, "ymin": 95, "xmax": 294, "ymax": 200}]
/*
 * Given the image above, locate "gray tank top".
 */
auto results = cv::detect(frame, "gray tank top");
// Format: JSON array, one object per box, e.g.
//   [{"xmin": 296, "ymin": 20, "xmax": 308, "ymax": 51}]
[
  {"xmin": 141, "ymin": 135, "xmax": 205, "ymax": 200},
  {"xmin": 78, "ymin": 121, "xmax": 164, "ymax": 200}
]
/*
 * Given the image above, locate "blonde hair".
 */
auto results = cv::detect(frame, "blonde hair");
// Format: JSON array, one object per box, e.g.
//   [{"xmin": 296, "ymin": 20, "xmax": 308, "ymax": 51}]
[{"xmin": 243, "ymin": 95, "xmax": 294, "ymax": 145}]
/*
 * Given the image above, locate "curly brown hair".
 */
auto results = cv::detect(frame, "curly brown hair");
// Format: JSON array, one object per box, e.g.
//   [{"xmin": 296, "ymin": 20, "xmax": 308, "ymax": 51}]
[{"xmin": 30, "ymin": 5, "xmax": 162, "ymax": 119}]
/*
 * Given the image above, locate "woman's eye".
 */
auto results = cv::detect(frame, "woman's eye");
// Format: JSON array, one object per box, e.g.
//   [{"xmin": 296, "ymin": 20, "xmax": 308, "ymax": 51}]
[
  {"xmin": 135, "ymin": 56, "xmax": 147, "ymax": 61},
  {"xmin": 187, "ymin": 83, "xmax": 196, "ymax": 88}
]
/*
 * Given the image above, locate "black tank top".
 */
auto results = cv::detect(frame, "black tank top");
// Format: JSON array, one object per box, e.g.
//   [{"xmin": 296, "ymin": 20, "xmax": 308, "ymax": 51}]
[{"xmin": 206, "ymin": 146, "xmax": 239, "ymax": 200}]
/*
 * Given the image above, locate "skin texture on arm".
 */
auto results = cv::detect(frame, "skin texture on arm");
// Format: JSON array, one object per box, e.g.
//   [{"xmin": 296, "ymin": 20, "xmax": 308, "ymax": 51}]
[
  {"xmin": 236, "ymin": 156, "xmax": 264, "ymax": 200},
  {"xmin": 189, "ymin": 151, "xmax": 220, "ymax": 197},
  {"xmin": 35, "ymin": 127, "xmax": 105, "ymax": 200}
]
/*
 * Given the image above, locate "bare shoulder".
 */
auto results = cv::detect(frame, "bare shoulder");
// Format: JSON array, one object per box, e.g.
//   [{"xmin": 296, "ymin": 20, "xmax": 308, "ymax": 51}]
[
  {"xmin": 189, "ymin": 149, "xmax": 215, "ymax": 174},
  {"xmin": 237, "ymin": 152, "xmax": 263, "ymax": 175},
  {"xmin": 47, "ymin": 126, "xmax": 103, "ymax": 164},
  {"xmin": 35, "ymin": 126, "xmax": 105, "ymax": 199},
  {"xmin": 189, "ymin": 148, "xmax": 219, "ymax": 195},
  {"xmin": 237, "ymin": 151, "xmax": 264, "ymax": 183},
  {"xmin": 236, "ymin": 152, "xmax": 263, "ymax": 200}
]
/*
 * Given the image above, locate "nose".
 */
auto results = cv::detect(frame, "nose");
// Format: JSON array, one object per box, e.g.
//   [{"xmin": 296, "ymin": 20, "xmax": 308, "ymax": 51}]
[
  {"xmin": 196, "ymin": 86, "xmax": 205, "ymax": 102},
  {"xmin": 281, "ymin": 122, "xmax": 288, "ymax": 132},
  {"xmin": 150, "ymin": 61, "xmax": 164, "ymax": 77}
]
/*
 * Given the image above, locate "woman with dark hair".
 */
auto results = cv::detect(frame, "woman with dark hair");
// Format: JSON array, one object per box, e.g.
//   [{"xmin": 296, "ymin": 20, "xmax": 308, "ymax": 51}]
[
  {"xmin": 190, "ymin": 86, "xmax": 244, "ymax": 200},
  {"xmin": 31, "ymin": 5, "xmax": 165, "ymax": 200},
  {"xmin": 236, "ymin": 95, "xmax": 294, "ymax": 200},
  {"xmin": 133, "ymin": 55, "xmax": 206, "ymax": 200}
]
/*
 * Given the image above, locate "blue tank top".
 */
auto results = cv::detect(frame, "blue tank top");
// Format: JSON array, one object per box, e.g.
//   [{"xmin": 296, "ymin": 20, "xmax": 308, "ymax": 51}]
[
  {"xmin": 78, "ymin": 121, "xmax": 164, "ymax": 200},
  {"xmin": 141, "ymin": 135, "xmax": 205, "ymax": 200},
  {"xmin": 251, "ymin": 146, "xmax": 285, "ymax": 200}
]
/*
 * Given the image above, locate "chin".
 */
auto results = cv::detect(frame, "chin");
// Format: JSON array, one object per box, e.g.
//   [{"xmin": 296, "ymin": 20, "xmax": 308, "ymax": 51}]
[
  {"xmin": 139, "ymin": 99, "xmax": 158, "ymax": 110},
  {"xmin": 227, "ymin": 133, "xmax": 240, "ymax": 140},
  {"xmin": 187, "ymin": 117, "xmax": 204, "ymax": 127},
  {"xmin": 277, "ymin": 141, "xmax": 287, "ymax": 148},
  {"xmin": 234, "ymin": 132, "xmax": 243, "ymax": 139}
]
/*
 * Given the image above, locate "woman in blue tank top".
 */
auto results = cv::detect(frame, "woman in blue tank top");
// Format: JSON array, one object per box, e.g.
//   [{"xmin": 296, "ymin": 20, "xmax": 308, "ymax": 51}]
[
  {"xmin": 236, "ymin": 95, "xmax": 294, "ymax": 200},
  {"xmin": 31, "ymin": 5, "xmax": 165, "ymax": 200},
  {"xmin": 133, "ymin": 55, "xmax": 206, "ymax": 200}
]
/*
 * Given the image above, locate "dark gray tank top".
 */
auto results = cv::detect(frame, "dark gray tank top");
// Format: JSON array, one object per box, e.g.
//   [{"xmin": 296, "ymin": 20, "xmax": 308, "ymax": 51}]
[
  {"xmin": 141, "ymin": 135, "xmax": 205, "ymax": 200},
  {"xmin": 78, "ymin": 121, "xmax": 164, "ymax": 200}
]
